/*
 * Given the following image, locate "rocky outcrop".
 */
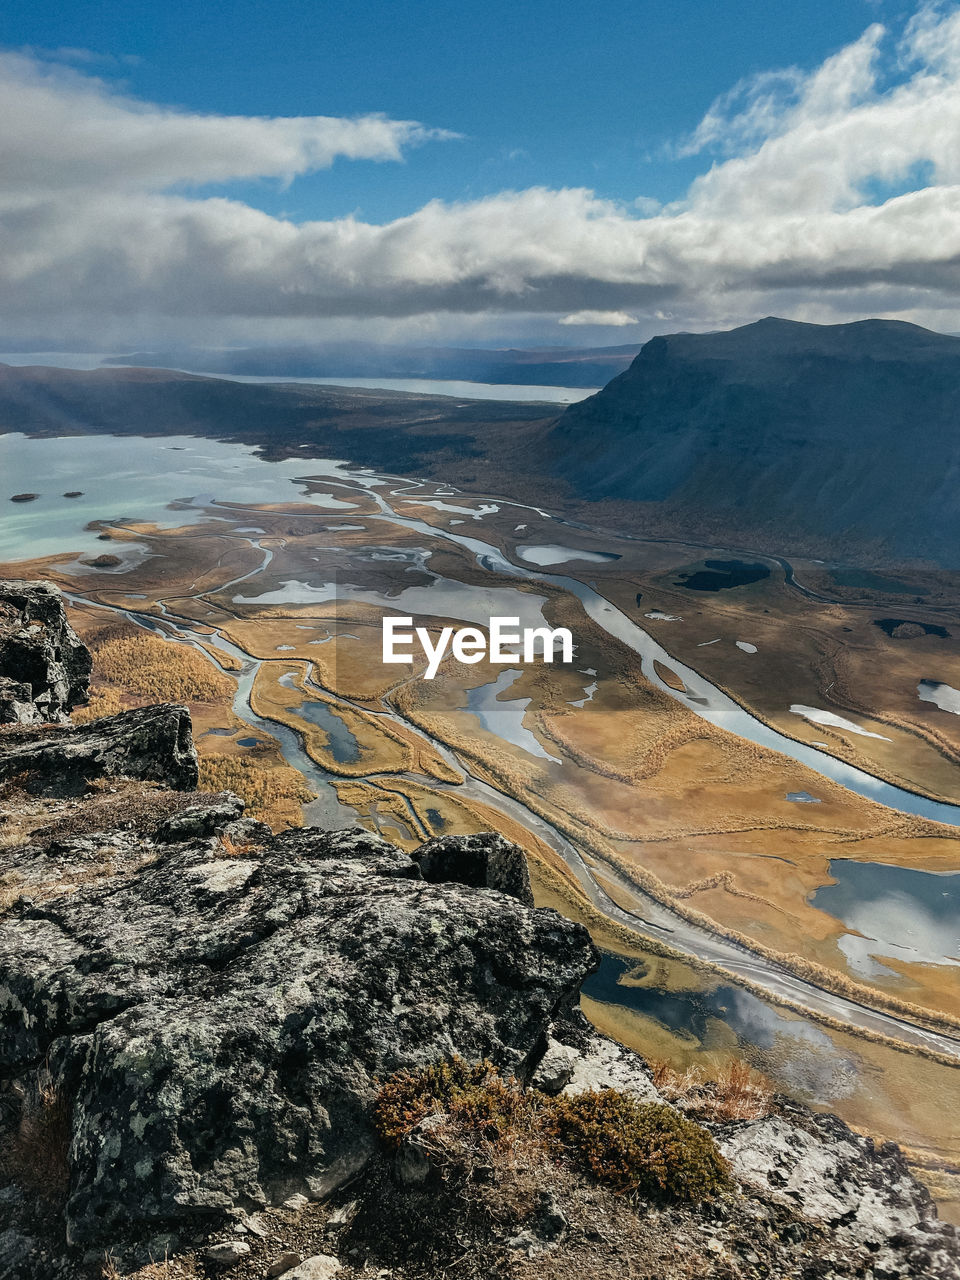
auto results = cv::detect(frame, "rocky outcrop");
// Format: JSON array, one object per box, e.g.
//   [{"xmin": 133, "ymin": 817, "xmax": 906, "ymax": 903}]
[
  {"xmin": 719, "ymin": 1100, "xmax": 960, "ymax": 1278},
  {"xmin": 0, "ymin": 822, "xmax": 597, "ymax": 1245},
  {"xmin": 0, "ymin": 703, "xmax": 199, "ymax": 795},
  {"xmin": 0, "ymin": 581, "xmax": 90, "ymax": 725},
  {"xmin": 153, "ymin": 792, "xmax": 248, "ymax": 841},
  {"xmin": 413, "ymin": 831, "xmax": 535, "ymax": 905}
]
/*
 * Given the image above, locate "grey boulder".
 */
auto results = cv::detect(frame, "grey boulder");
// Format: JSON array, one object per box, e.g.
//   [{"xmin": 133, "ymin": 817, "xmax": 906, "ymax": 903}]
[
  {"xmin": 413, "ymin": 831, "xmax": 534, "ymax": 906},
  {"xmin": 0, "ymin": 580, "xmax": 91, "ymax": 725},
  {"xmin": 0, "ymin": 824, "xmax": 597, "ymax": 1244},
  {"xmin": 0, "ymin": 703, "xmax": 199, "ymax": 795},
  {"xmin": 719, "ymin": 1102, "xmax": 960, "ymax": 1278}
]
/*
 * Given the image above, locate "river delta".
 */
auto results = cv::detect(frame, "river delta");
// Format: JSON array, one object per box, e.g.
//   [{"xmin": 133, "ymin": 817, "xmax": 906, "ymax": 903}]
[{"xmin": 3, "ymin": 424, "xmax": 959, "ymax": 1216}]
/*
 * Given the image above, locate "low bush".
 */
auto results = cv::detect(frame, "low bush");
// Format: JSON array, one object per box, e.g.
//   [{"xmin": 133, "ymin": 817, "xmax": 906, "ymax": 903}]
[
  {"xmin": 372, "ymin": 1057, "xmax": 529, "ymax": 1150},
  {"xmin": 652, "ymin": 1058, "xmax": 773, "ymax": 1122},
  {"xmin": 545, "ymin": 1090, "xmax": 730, "ymax": 1201},
  {"xmin": 371, "ymin": 1059, "xmax": 730, "ymax": 1204}
]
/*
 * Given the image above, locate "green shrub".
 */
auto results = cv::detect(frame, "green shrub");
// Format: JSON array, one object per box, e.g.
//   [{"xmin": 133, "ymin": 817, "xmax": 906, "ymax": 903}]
[{"xmin": 545, "ymin": 1091, "xmax": 730, "ymax": 1201}]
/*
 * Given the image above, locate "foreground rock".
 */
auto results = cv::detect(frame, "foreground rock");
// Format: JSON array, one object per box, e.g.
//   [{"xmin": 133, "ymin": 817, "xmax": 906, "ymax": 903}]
[
  {"xmin": 719, "ymin": 1100, "xmax": 960, "ymax": 1277},
  {"xmin": 0, "ymin": 580, "xmax": 90, "ymax": 725},
  {"xmin": 0, "ymin": 702, "xmax": 199, "ymax": 795},
  {"xmin": 1, "ymin": 821, "xmax": 597, "ymax": 1246}
]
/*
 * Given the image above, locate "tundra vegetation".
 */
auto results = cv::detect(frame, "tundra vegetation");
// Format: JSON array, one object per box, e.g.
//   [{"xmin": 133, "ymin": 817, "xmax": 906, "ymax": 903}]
[{"xmin": 372, "ymin": 1058, "xmax": 732, "ymax": 1203}]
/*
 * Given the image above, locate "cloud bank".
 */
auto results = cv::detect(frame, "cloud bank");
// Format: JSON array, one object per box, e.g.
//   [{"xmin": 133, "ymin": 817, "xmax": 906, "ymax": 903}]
[{"xmin": 5, "ymin": 5, "xmax": 960, "ymax": 341}]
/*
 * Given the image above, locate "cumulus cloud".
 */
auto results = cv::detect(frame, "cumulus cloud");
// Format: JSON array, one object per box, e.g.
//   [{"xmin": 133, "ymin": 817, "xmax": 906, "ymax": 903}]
[
  {"xmin": 559, "ymin": 310, "xmax": 640, "ymax": 326},
  {"xmin": 0, "ymin": 49, "xmax": 449, "ymax": 196},
  {"xmin": 6, "ymin": 6, "xmax": 960, "ymax": 339}
]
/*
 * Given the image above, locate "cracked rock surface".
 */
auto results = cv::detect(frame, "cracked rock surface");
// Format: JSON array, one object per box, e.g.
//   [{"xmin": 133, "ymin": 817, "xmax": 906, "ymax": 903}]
[
  {"xmin": 0, "ymin": 702, "xmax": 199, "ymax": 795},
  {"xmin": 1, "ymin": 822, "xmax": 597, "ymax": 1244},
  {"xmin": 0, "ymin": 580, "xmax": 91, "ymax": 725},
  {"xmin": 718, "ymin": 1099, "xmax": 960, "ymax": 1275}
]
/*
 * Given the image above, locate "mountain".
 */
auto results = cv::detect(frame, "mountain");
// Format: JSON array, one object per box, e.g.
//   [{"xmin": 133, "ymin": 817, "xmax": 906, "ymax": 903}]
[
  {"xmin": 102, "ymin": 340, "xmax": 641, "ymax": 387},
  {"xmin": 549, "ymin": 317, "xmax": 960, "ymax": 562}
]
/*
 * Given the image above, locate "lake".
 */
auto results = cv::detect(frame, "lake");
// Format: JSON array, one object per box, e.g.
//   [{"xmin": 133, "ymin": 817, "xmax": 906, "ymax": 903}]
[{"xmin": 0, "ymin": 353, "xmax": 598, "ymax": 404}]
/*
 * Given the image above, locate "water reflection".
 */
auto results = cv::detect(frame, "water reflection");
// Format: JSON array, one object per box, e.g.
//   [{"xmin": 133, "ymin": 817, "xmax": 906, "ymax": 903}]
[
  {"xmin": 584, "ymin": 952, "xmax": 859, "ymax": 1101},
  {"xmin": 812, "ymin": 860, "xmax": 960, "ymax": 976},
  {"xmin": 287, "ymin": 699, "xmax": 361, "ymax": 764},
  {"xmin": 675, "ymin": 559, "xmax": 771, "ymax": 591},
  {"xmin": 465, "ymin": 669, "xmax": 561, "ymax": 763},
  {"xmin": 516, "ymin": 544, "xmax": 620, "ymax": 566}
]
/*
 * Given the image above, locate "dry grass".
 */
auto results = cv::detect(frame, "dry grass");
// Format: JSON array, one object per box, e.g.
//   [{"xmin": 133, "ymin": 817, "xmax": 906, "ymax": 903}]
[
  {"xmin": 74, "ymin": 626, "xmax": 234, "ymax": 722},
  {"xmin": 217, "ymin": 831, "xmax": 258, "ymax": 858},
  {"xmin": 74, "ymin": 687, "xmax": 129, "ymax": 721},
  {"xmin": 1, "ymin": 1071, "xmax": 72, "ymax": 1207},
  {"xmin": 652, "ymin": 1059, "xmax": 773, "ymax": 1123},
  {"xmin": 104, "ymin": 1254, "xmax": 185, "ymax": 1279},
  {"xmin": 0, "ymin": 875, "xmax": 25, "ymax": 913},
  {"xmin": 197, "ymin": 755, "xmax": 313, "ymax": 824}
]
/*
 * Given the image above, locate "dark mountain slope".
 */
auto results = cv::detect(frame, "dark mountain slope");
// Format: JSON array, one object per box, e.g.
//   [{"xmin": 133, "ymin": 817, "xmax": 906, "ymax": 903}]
[{"xmin": 549, "ymin": 317, "xmax": 960, "ymax": 562}]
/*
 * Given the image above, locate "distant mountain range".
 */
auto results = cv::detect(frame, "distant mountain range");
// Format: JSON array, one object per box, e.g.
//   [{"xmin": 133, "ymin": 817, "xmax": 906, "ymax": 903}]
[
  {"xmin": 5, "ymin": 318, "xmax": 960, "ymax": 563},
  {"xmin": 551, "ymin": 317, "xmax": 960, "ymax": 562},
  {"xmin": 101, "ymin": 341, "xmax": 641, "ymax": 388}
]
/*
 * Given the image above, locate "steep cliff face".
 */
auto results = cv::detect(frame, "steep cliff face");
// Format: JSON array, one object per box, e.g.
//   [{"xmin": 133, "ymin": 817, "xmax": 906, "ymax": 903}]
[
  {"xmin": 550, "ymin": 317, "xmax": 960, "ymax": 562},
  {"xmin": 1, "ymin": 582, "xmax": 959, "ymax": 1280}
]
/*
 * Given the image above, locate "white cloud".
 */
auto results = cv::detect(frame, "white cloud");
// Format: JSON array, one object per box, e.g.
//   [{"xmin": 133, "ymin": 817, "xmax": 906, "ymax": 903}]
[
  {"xmin": 559, "ymin": 310, "xmax": 639, "ymax": 326},
  {"xmin": 0, "ymin": 50, "xmax": 451, "ymax": 195},
  {"xmin": 6, "ymin": 7, "xmax": 960, "ymax": 340}
]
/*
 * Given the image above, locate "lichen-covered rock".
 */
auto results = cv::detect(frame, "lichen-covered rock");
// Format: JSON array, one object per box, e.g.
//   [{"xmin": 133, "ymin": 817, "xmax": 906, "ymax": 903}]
[
  {"xmin": 154, "ymin": 792, "xmax": 245, "ymax": 841},
  {"xmin": 0, "ymin": 824, "xmax": 598, "ymax": 1243},
  {"xmin": 413, "ymin": 831, "xmax": 534, "ymax": 906},
  {"xmin": 0, "ymin": 676, "xmax": 39, "ymax": 726},
  {"xmin": 285, "ymin": 1257, "xmax": 342, "ymax": 1280},
  {"xmin": 530, "ymin": 1035, "xmax": 581, "ymax": 1093},
  {"xmin": 0, "ymin": 580, "xmax": 90, "ymax": 725},
  {"xmin": 0, "ymin": 703, "xmax": 199, "ymax": 795},
  {"xmin": 718, "ymin": 1100, "xmax": 960, "ymax": 1277},
  {"xmin": 535, "ymin": 1012, "xmax": 661, "ymax": 1102}
]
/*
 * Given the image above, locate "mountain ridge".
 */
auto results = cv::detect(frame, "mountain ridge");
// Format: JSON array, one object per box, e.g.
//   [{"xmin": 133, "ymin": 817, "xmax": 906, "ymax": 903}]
[{"xmin": 550, "ymin": 316, "xmax": 960, "ymax": 563}]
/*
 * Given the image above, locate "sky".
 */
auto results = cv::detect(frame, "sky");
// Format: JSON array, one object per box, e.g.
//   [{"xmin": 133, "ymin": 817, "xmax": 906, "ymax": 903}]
[{"xmin": 3, "ymin": 0, "xmax": 960, "ymax": 349}]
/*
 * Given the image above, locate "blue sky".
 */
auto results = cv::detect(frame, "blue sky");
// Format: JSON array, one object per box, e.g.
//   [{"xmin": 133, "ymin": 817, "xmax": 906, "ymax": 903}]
[
  {"xmin": 6, "ymin": 0, "xmax": 885, "ymax": 222},
  {"xmin": 2, "ymin": 1, "xmax": 960, "ymax": 346}
]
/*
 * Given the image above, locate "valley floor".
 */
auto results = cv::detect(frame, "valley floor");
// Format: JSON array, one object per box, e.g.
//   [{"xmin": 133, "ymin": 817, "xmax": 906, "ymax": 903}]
[{"xmin": 3, "ymin": 423, "xmax": 960, "ymax": 1218}]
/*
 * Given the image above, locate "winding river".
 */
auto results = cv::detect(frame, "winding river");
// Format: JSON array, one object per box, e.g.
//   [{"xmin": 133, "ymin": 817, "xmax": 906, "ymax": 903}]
[{"xmin": 4, "ymin": 431, "xmax": 960, "ymax": 1063}]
